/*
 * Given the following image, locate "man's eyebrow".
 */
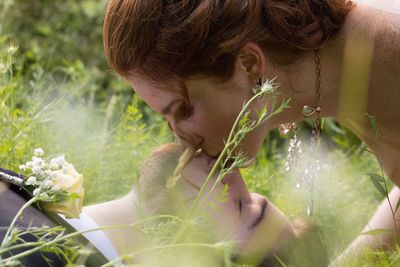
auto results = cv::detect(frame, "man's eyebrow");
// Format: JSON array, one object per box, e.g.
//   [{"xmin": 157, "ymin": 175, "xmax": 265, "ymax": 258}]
[{"xmin": 161, "ymin": 99, "xmax": 182, "ymax": 115}]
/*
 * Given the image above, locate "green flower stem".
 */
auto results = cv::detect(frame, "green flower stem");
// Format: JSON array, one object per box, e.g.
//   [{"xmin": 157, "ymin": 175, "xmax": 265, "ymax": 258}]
[
  {"xmin": 0, "ymin": 214, "xmax": 182, "ymax": 263},
  {"xmin": 0, "ymin": 242, "xmax": 45, "ymax": 255},
  {"xmin": 378, "ymin": 158, "xmax": 398, "ymax": 237},
  {"xmin": 1, "ymin": 197, "xmax": 38, "ymax": 248},
  {"xmin": 203, "ymin": 101, "xmax": 288, "ymax": 205},
  {"xmin": 365, "ymin": 113, "xmax": 398, "ymax": 240},
  {"xmin": 100, "ymin": 242, "xmax": 223, "ymax": 267},
  {"xmin": 185, "ymin": 92, "xmax": 263, "ymax": 221}
]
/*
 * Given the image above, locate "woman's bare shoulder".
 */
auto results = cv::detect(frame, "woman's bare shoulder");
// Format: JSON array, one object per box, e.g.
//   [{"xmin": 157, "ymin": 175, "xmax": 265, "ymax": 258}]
[
  {"xmin": 354, "ymin": 0, "xmax": 400, "ymax": 14},
  {"xmin": 348, "ymin": 2, "xmax": 400, "ymax": 74},
  {"xmin": 374, "ymin": 11, "xmax": 400, "ymax": 78}
]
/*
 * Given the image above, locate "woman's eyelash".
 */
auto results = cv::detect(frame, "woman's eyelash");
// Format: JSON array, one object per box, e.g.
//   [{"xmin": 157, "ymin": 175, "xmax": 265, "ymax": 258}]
[{"xmin": 176, "ymin": 103, "xmax": 194, "ymax": 120}]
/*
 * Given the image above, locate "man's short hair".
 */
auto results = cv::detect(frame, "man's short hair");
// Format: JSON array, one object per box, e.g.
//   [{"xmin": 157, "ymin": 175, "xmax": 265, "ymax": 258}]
[{"xmin": 137, "ymin": 143, "xmax": 184, "ymax": 215}]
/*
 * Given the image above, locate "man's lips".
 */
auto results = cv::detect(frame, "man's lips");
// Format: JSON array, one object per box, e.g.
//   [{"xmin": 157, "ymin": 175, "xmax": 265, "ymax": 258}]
[
  {"xmin": 203, "ymin": 149, "xmax": 221, "ymax": 167},
  {"xmin": 207, "ymin": 154, "xmax": 235, "ymax": 170},
  {"xmin": 203, "ymin": 147, "xmax": 256, "ymax": 169}
]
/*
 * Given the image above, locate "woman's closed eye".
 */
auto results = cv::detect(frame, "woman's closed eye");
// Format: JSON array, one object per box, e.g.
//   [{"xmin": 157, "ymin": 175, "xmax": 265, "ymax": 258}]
[{"xmin": 175, "ymin": 102, "xmax": 194, "ymax": 121}]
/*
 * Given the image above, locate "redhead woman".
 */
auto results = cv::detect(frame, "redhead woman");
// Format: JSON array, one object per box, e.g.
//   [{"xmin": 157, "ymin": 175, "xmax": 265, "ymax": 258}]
[{"xmin": 102, "ymin": 0, "xmax": 400, "ymax": 263}]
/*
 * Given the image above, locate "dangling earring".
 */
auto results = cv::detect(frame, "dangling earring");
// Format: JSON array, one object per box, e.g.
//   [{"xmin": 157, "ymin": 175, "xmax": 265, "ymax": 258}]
[
  {"xmin": 251, "ymin": 78, "xmax": 263, "ymax": 95},
  {"xmin": 282, "ymin": 49, "xmax": 323, "ymax": 217}
]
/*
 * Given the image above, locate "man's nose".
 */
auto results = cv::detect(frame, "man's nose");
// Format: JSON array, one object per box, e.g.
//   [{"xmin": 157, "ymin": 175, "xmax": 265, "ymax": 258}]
[{"xmin": 222, "ymin": 170, "xmax": 251, "ymax": 202}]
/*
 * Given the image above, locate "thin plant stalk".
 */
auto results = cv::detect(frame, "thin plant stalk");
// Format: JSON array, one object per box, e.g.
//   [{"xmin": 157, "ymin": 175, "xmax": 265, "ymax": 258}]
[
  {"xmin": 0, "ymin": 214, "xmax": 183, "ymax": 264},
  {"xmin": 0, "ymin": 197, "xmax": 38, "ymax": 248}
]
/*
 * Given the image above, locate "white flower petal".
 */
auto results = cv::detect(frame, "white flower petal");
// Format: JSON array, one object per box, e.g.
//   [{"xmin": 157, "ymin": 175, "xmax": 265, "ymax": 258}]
[
  {"xmin": 34, "ymin": 148, "xmax": 44, "ymax": 156},
  {"xmin": 43, "ymin": 179, "xmax": 53, "ymax": 189},
  {"xmin": 26, "ymin": 176, "xmax": 37, "ymax": 186},
  {"xmin": 33, "ymin": 188, "xmax": 41, "ymax": 197}
]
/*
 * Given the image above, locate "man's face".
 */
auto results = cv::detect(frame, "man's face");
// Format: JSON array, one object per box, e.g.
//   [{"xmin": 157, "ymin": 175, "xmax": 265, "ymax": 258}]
[{"xmin": 180, "ymin": 152, "xmax": 294, "ymax": 264}]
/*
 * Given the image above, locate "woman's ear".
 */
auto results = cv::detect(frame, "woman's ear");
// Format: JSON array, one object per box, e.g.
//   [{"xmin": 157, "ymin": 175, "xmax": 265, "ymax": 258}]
[{"xmin": 237, "ymin": 42, "xmax": 266, "ymax": 81}]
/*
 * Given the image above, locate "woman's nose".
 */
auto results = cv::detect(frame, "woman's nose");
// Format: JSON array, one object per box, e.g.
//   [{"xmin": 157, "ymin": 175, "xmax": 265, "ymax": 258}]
[{"xmin": 168, "ymin": 120, "xmax": 203, "ymax": 149}]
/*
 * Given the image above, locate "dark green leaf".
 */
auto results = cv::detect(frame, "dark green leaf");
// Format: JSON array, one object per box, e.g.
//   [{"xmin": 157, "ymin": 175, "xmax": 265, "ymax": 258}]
[
  {"xmin": 368, "ymin": 173, "xmax": 385, "ymax": 182},
  {"xmin": 368, "ymin": 173, "xmax": 387, "ymax": 197},
  {"xmin": 365, "ymin": 113, "xmax": 378, "ymax": 140}
]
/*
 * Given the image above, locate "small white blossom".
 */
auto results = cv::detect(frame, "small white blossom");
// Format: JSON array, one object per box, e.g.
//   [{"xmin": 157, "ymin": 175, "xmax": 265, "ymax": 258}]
[
  {"xmin": 25, "ymin": 176, "xmax": 37, "ymax": 186},
  {"xmin": 7, "ymin": 45, "xmax": 18, "ymax": 55},
  {"xmin": 19, "ymin": 164, "xmax": 26, "ymax": 171},
  {"xmin": 0, "ymin": 62, "xmax": 7, "ymax": 74},
  {"xmin": 43, "ymin": 179, "xmax": 53, "ymax": 189},
  {"xmin": 51, "ymin": 185, "xmax": 61, "ymax": 192},
  {"xmin": 50, "ymin": 155, "xmax": 67, "ymax": 169},
  {"xmin": 62, "ymin": 167, "xmax": 68, "ymax": 174},
  {"xmin": 32, "ymin": 156, "xmax": 44, "ymax": 167},
  {"xmin": 34, "ymin": 148, "xmax": 44, "ymax": 156},
  {"xmin": 260, "ymin": 80, "xmax": 275, "ymax": 95},
  {"xmin": 42, "ymin": 170, "xmax": 51, "ymax": 177},
  {"xmin": 33, "ymin": 188, "xmax": 41, "ymax": 197},
  {"xmin": 31, "ymin": 166, "xmax": 43, "ymax": 175}
]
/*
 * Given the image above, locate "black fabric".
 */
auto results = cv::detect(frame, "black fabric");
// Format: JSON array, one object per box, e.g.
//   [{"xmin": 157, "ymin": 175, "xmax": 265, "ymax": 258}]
[{"xmin": 0, "ymin": 167, "xmax": 109, "ymax": 266}]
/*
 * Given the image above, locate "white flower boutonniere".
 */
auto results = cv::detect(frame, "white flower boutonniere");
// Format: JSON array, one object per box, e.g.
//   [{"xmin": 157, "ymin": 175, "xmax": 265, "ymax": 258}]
[
  {"xmin": 40, "ymin": 155, "xmax": 85, "ymax": 218},
  {"xmin": 1, "ymin": 148, "xmax": 85, "ymax": 219}
]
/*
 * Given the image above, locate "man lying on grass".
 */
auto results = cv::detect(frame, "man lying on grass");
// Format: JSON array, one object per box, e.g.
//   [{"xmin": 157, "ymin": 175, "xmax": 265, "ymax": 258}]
[{"xmin": 85, "ymin": 143, "xmax": 328, "ymax": 266}]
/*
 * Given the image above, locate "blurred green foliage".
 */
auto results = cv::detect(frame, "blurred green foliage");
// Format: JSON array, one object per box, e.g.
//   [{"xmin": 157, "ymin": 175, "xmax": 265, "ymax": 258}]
[{"xmin": 0, "ymin": 0, "xmax": 172, "ymax": 203}]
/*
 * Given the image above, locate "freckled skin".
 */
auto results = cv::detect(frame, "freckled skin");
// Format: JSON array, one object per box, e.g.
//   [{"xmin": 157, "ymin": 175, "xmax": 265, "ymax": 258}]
[{"xmin": 338, "ymin": 5, "xmax": 400, "ymax": 185}]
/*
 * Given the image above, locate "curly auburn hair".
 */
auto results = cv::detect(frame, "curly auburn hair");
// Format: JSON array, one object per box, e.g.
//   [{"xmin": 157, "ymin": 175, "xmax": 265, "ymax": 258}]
[{"xmin": 104, "ymin": 0, "xmax": 353, "ymax": 89}]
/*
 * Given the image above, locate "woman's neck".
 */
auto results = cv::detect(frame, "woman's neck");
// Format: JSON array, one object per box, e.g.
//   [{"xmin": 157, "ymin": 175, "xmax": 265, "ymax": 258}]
[{"xmin": 264, "ymin": 43, "xmax": 344, "ymax": 126}]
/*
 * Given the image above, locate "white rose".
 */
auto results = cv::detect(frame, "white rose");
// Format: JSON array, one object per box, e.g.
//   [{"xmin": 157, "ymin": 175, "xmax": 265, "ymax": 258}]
[{"xmin": 41, "ymin": 163, "xmax": 85, "ymax": 219}]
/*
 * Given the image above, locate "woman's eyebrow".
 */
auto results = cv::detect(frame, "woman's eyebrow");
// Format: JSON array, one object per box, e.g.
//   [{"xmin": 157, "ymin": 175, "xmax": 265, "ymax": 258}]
[{"xmin": 161, "ymin": 99, "xmax": 183, "ymax": 115}]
